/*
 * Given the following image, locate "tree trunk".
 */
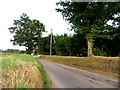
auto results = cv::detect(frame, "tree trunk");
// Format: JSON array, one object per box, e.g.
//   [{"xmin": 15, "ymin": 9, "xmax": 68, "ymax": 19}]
[{"xmin": 86, "ymin": 34, "xmax": 94, "ymax": 57}]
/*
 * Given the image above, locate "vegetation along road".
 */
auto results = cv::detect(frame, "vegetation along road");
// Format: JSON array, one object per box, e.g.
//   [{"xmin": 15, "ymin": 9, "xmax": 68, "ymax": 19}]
[
  {"xmin": 37, "ymin": 57, "xmax": 118, "ymax": 88},
  {"xmin": 0, "ymin": 53, "xmax": 50, "ymax": 88}
]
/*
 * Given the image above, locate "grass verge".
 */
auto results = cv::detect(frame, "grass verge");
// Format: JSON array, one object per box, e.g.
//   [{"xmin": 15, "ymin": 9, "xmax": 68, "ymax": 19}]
[
  {"xmin": 0, "ymin": 53, "xmax": 50, "ymax": 88},
  {"xmin": 41, "ymin": 55, "xmax": 119, "ymax": 80}
]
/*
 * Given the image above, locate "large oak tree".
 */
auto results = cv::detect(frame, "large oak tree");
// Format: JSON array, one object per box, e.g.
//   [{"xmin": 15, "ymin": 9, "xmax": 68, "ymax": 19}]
[
  {"xmin": 9, "ymin": 13, "xmax": 45, "ymax": 54},
  {"xmin": 56, "ymin": 2, "xmax": 120, "ymax": 56}
]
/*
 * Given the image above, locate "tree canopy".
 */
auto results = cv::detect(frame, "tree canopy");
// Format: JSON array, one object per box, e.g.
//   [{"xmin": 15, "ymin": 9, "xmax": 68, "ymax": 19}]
[
  {"xmin": 9, "ymin": 13, "xmax": 45, "ymax": 54},
  {"xmin": 56, "ymin": 2, "xmax": 120, "ymax": 56}
]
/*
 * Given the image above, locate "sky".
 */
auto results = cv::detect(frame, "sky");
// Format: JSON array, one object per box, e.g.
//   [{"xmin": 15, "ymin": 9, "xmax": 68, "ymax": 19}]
[{"xmin": 0, "ymin": 0, "xmax": 73, "ymax": 51}]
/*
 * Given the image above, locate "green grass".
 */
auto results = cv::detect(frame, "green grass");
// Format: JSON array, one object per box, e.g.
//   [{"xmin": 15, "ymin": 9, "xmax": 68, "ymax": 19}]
[
  {"xmin": 0, "ymin": 53, "xmax": 50, "ymax": 88},
  {"xmin": 42, "ymin": 55, "xmax": 119, "ymax": 80},
  {"xmin": 33, "ymin": 59, "xmax": 51, "ymax": 88}
]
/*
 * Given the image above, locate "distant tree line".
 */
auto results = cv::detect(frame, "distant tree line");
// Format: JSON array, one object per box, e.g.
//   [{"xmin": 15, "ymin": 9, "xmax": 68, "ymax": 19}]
[
  {"xmin": 38, "ymin": 32, "xmax": 120, "ymax": 57},
  {"xmin": 2, "ymin": 49, "xmax": 26, "ymax": 54}
]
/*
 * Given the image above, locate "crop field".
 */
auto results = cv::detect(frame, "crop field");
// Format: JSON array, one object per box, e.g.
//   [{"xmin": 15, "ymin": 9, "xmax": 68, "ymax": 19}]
[
  {"xmin": 41, "ymin": 55, "xmax": 119, "ymax": 80},
  {"xmin": 0, "ymin": 53, "xmax": 50, "ymax": 88}
]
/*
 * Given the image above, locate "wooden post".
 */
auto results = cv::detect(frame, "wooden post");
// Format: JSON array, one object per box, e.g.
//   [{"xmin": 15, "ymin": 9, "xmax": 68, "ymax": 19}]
[{"xmin": 50, "ymin": 29, "xmax": 52, "ymax": 56}]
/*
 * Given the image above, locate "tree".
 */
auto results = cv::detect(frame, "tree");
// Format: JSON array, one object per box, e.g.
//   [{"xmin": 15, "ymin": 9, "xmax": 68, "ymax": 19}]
[
  {"xmin": 54, "ymin": 34, "xmax": 70, "ymax": 56},
  {"xmin": 93, "ymin": 36, "xmax": 120, "ymax": 57},
  {"xmin": 5, "ymin": 49, "xmax": 19, "ymax": 53},
  {"xmin": 9, "ymin": 13, "xmax": 45, "ymax": 54},
  {"xmin": 93, "ymin": 13, "xmax": 120, "ymax": 56},
  {"xmin": 69, "ymin": 32, "xmax": 87, "ymax": 56},
  {"xmin": 56, "ymin": 2, "xmax": 120, "ymax": 56}
]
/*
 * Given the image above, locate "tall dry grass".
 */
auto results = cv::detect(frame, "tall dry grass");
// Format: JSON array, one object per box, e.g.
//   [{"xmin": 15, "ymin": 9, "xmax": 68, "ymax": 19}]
[{"xmin": 0, "ymin": 53, "xmax": 50, "ymax": 88}]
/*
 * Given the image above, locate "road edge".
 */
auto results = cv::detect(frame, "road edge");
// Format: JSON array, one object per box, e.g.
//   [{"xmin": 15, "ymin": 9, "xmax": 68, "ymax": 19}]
[{"xmin": 50, "ymin": 60, "xmax": 118, "ymax": 87}]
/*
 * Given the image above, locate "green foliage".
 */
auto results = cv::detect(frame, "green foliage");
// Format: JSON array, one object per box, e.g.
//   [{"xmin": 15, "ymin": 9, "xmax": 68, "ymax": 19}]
[
  {"xmin": 8, "ymin": 13, "xmax": 45, "ymax": 54},
  {"xmin": 5, "ymin": 49, "xmax": 19, "ymax": 53},
  {"xmin": 56, "ymin": 2, "xmax": 119, "ymax": 35},
  {"xmin": 94, "ymin": 36, "xmax": 120, "ymax": 57},
  {"xmin": 69, "ymin": 33, "xmax": 87, "ymax": 56},
  {"xmin": 54, "ymin": 34, "xmax": 70, "ymax": 56},
  {"xmin": 39, "ymin": 32, "xmax": 120, "ymax": 57},
  {"xmin": 93, "ymin": 47, "xmax": 107, "ymax": 56},
  {"xmin": 56, "ymin": 2, "xmax": 120, "ymax": 56},
  {"xmin": 36, "ymin": 34, "xmax": 54, "ymax": 55},
  {"xmin": 118, "ymin": 53, "xmax": 120, "ymax": 57}
]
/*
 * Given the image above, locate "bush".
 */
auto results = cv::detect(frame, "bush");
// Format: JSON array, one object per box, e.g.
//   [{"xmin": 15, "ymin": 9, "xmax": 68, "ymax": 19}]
[{"xmin": 93, "ymin": 47, "xmax": 107, "ymax": 56}]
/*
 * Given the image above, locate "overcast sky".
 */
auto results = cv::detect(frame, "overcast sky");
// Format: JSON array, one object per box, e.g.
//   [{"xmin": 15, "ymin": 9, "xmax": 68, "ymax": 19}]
[{"xmin": 0, "ymin": 0, "xmax": 73, "ymax": 50}]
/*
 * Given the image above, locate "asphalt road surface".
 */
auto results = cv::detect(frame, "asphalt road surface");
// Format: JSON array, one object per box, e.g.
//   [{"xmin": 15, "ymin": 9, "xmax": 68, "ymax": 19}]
[{"xmin": 37, "ymin": 58, "xmax": 118, "ymax": 88}]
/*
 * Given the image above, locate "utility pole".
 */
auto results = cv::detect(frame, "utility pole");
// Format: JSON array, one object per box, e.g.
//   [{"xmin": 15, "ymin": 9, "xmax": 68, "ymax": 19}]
[{"xmin": 50, "ymin": 29, "xmax": 53, "ymax": 56}]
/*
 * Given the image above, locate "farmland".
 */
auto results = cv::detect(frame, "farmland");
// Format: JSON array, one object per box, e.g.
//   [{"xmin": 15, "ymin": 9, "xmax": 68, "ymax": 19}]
[{"xmin": 0, "ymin": 53, "xmax": 50, "ymax": 88}]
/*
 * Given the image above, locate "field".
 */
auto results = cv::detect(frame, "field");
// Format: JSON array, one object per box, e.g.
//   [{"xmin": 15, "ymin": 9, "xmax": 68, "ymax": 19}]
[
  {"xmin": 0, "ymin": 53, "xmax": 50, "ymax": 88},
  {"xmin": 41, "ymin": 55, "xmax": 119, "ymax": 80}
]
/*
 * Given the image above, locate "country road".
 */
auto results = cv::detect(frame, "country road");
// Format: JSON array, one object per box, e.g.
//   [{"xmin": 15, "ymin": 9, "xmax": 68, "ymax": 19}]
[{"xmin": 37, "ymin": 58, "xmax": 118, "ymax": 88}]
